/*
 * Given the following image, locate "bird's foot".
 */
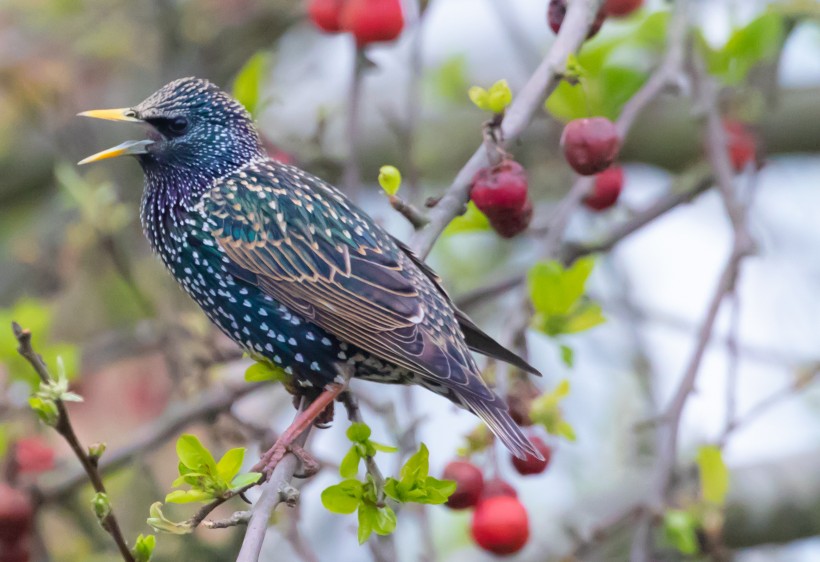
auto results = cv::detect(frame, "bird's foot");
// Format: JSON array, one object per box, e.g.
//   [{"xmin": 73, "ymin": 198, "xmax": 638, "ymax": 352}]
[{"xmin": 254, "ymin": 441, "xmax": 319, "ymax": 480}]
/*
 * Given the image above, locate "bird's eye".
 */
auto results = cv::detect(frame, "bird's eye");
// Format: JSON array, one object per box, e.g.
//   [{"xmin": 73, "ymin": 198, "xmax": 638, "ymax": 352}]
[{"xmin": 167, "ymin": 116, "xmax": 189, "ymax": 136}]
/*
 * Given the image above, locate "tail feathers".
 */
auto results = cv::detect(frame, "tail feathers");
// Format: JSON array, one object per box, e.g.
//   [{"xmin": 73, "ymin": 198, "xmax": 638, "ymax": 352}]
[{"xmin": 458, "ymin": 390, "xmax": 544, "ymax": 461}]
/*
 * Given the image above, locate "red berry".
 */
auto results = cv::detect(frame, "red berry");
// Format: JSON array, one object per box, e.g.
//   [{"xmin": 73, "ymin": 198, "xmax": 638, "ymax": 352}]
[
  {"xmin": 443, "ymin": 460, "xmax": 484, "ymax": 510},
  {"xmin": 723, "ymin": 119, "xmax": 757, "ymax": 172},
  {"xmin": 340, "ymin": 0, "xmax": 404, "ymax": 47},
  {"xmin": 604, "ymin": 0, "xmax": 643, "ymax": 17},
  {"xmin": 14, "ymin": 437, "xmax": 55, "ymax": 474},
  {"xmin": 584, "ymin": 165, "xmax": 623, "ymax": 211},
  {"xmin": 471, "ymin": 496, "xmax": 530, "ymax": 555},
  {"xmin": 0, "ymin": 484, "xmax": 34, "ymax": 544},
  {"xmin": 470, "ymin": 160, "xmax": 529, "ymax": 215},
  {"xmin": 561, "ymin": 117, "xmax": 620, "ymax": 176},
  {"xmin": 481, "ymin": 478, "xmax": 518, "ymax": 500},
  {"xmin": 548, "ymin": 0, "xmax": 606, "ymax": 39},
  {"xmin": 487, "ymin": 198, "xmax": 533, "ymax": 238},
  {"xmin": 307, "ymin": 0, "xmax": 345, "ymax": 33},
  {"xmin": 511, "ymin": 436, "xmax": 552, "ymax": 475}
]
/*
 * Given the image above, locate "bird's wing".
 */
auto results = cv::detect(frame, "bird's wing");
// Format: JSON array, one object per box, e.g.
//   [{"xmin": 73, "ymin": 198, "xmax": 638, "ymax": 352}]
[
  {"xmin": 200, "ymin": 161, "xmax": 481, "ymax": 390},
  {"xmin": 391, "ymin": 238, "xmax": 542, "ymax": 376}
]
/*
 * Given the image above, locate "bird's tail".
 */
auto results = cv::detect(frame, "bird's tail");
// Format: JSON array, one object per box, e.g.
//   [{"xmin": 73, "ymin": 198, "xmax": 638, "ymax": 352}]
[{"xmin": 457, "ymin": 390, "xmax": 544, "ymax": 461}]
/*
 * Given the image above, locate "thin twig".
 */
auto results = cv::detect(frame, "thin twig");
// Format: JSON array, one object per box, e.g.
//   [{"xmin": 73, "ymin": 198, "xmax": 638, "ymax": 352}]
[
  {"xmin": 342, "ymin": 49, "xmax": 367, "ymax": 194},
  {"xmin": 12, "ymin": 322, "xmax": 136, "ymax": 562}
]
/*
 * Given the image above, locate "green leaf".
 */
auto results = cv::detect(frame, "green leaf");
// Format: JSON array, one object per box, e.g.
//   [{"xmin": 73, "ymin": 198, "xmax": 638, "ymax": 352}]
[
  {"xmin": 400, "ymin": 443, "xmax": 430, "ymax": 483},
  {"xmin": 232, "ymin": 52, "xmax": 269, "ymax": 118},
  {"xmin": 443, "ymin": 201, "xmax": 490, "ymax": 236},
  {"xmin": 321, "ymin": 479, "xmax": 363, "ymax": 514},
  {"xmin": 371, "ymin": 505, "xmax": 397, "ymax": 536},
  {"xmin": 339, "ymin": 447, "xmax": 362, "ymax": 478},
  {"xmin": 165, "ymin": 489, "xmax": 214, "ymax": 504},
  {"xmin": 147, "ymin": 502, "xmax": 193, "ymax": 535},
  {"xmin": 563, "ymin": 302, "xmax": 606, "ymax": 333},
  {"xmin": 132, "ymin": 534, "xmax": 156, "ymax": 562},
  {"xmin": 468, "ymin": 80, "xmax": 512, "ymax": 114},
  {"xmin": 244, "ymin": 361, "xmax": 288, "ymax": 383},
  {"xmin": 528, "ymin": 258, "xmax": 593, "ymax": 317},
  {"xmin": 378, "ymin": 166, "xmax": 402, "ymax": 196},
  {"xmin": 663, "ymin": 509, "xmax": 699, "ymax": 555},
  {"xmin": 29, "ymin": 396, "xmax": 59, "ymax": 426},
  {"xmin": 230, "ymin": 472, "xmax": 262, "ymax": 490},
  {"xmin": 346, "ymin": 422, "xmax": 372, "ymax": 443},
  {"xmin": 560, "ymin": 344, "xmax": 574, "ymax": 368},
  {"xmin": 370, "ymin": 441, "xmax": 399, "ymax": 453},
  {"xmin": 216, "ymin": 448, "xmax": 245, "ymax": 483},
  {"xmin": 357, "ymin": 503, "xmax": 376, "ymax": 544},
  {"xmin": 430, "ymin": 55, "xmax": 470, "ymax": 103},
  {"xmin": 697, "ymin": 445, "xmax": 729, "ymax": 505},
  {"xmin": 176, "ymin": 434, "xmax": 218, "ymax": 474}
]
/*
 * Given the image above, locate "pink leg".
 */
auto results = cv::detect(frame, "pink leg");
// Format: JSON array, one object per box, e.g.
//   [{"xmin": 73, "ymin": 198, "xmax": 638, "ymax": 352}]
[{"xmin": 253, "ymin": 382, "xmax": 347, "ymax": 478}]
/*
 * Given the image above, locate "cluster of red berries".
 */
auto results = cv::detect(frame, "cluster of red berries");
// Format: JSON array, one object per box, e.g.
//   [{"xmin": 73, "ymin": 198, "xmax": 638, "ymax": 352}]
[
  {"xmin": 561, "ymin": 116, "xmax": 625, "ymax": 212},
  {"xmin": 470, "ymin": 160, "xmax": 534, "ymax": 238},
  {"xmin": 307, "ymin": 0, "xmax": 404, "ymax": 47},
  {"xmin": 548, "ymin": 0, "xmax": 644, "ymax": 38},
  {"xmin": 0, "ymin": 484, "xmax": 33, "ymax": 562},
  {"xmin": 442, "ymin": 437, "xmax": 552, "ymax": 555}
]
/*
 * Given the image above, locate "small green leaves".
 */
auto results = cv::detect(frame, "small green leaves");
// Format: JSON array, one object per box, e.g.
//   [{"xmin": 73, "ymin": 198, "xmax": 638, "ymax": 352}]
[
  {"xmin": 529, "ymin": 380, "xmax": 576, "ymax": 441},
  {"xmin": 528, "ymin": 258, "xmax": 605, "ymax": 337},
  {"xmin": 244, "ymin": 360, "xmax": 289, "ymax": 383},
  {"xmin": 697, "ymin": 445, "xmax": 729, "ymax": 506},
  {"xmin": 696, "ymin": 12, "xmax": 785, "ymax": 85},
  {"xmin": 383, "ymin": 444, "xmax": 455, "ymax": 505},
  {"xmin": 338, "ymin": 422, "xmax": 398, "ymax": 479},
  {"xmin": 468, "ymin": 80, "xmax": 513, "ymax": 114},
  {"xmin": 165, "ymin": 434, "xmax": 261, "ymax": 504},
  {"xmin": 233, "ymin": 51, "xmax": 270, "ymax": 118},
  {"xmin": 88, "ymin": 442, "xmax": 107, "ymax": 462},
  {"xmin": 147, "ymin": 502, "xmax": 193, "ymax": 535},
  {"xmin": 132, "ymin": 534, "xmax": 156, "ymax": 562},
  {"xmin": 28, "ymin": 356, "xmax": 84, "ymax": 426},
  {"xmin": 28, "ymin": 395, "xmax": 59, "ymax": 427},
  {"xmin": 91, "ymin": 492, "xmax": 111, "ymax": 522},
  {"xmin": 378, "ymin": 166, "xmax": 402, "ymax": 196},
  {"xmin": 322, "ymin": 440, "xmax": 450, "ymax": 544},
  {"xmin": 663, "ymin": 509, "xmax": 700, "ymax": 555}
]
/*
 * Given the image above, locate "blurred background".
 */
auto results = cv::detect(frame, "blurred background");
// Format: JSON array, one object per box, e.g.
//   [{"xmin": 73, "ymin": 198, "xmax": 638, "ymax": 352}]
[{"xmin": 1, "ymin": 0, "xmax": 820, "ymax": 560}]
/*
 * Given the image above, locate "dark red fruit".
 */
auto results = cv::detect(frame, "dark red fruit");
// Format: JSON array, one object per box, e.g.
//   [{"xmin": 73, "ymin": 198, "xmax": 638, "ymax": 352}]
[
  {"xmin": 471, "ymin": 496, "xmax": 530, "ymax": 555},
  {"xmin": 14, "ymin": 437, "xmax": 55, "ymax": 474},
  {"xmin": 470, "ymin": 160, "xmax": 529, "ymax": 215},
  {"xmin": 307, "ymin": 0, "xmax": 345, "ymax": 33},
  {"xmin": 548, "ymin": 0, "xmax": 606, "ymax": 39},
  {"xmin": 511, "ymin": 436, "xmax": 552, "ymax": 475},
  {"xmin": 0, "ymin": 541, "xmax": 30, "ymax": 562},
  {"xmin": 443, "ymin": 460, "xmax": 484, "ymax": 510},
  {"xmin": 487, "ymin": 198, "xmax": 533, "ymax": 238},
  {"xmin": 340, "ymin": 0, "xmax": 404, "ymax": 47},
  {"xmin": 605, "ymin": 0, "xmax": 643, "ymax": 17},
  {"xmin": 723, "ymin": 119, "xmax": 757, "ymax": 172},
  {"xmin": 481, "ymin": 478, "xmax": 518, "ymax": 500},
  {"xmin": 0, "ymin": 484, "xmax": 34, "ymax": 544},
  {"xmin": 584, "ymin": 165, "xmax": 623, "ymax": 211},
  {"xmin": 561, "ymin": 117, "xmax": 620, "ymax": 175}
]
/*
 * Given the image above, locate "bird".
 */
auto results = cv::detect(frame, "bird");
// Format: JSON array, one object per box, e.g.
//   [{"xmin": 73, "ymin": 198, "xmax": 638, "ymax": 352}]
[{"xmin": 78, "ymin": 77, "xmax": 543, "ymax": 467}]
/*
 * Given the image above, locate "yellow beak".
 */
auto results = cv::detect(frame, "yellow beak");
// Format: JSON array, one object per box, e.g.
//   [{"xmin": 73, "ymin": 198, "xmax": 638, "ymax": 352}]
[
  {"xmin": 78, "ymin": 139, "xmax": 154, "ymax": 165},
  {"xmin": 78, "ymin": 107, "xmax": 152, "ymax": 165},
  {"xmin": 77, "ymin": 108, "xmax": 142, "ymax": 123}
]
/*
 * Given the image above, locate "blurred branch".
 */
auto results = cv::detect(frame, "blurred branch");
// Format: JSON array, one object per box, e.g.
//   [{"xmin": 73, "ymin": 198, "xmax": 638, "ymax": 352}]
[
  {"xmin": 342, "ymin": 50, "xmax": 368, "ymax": 194},
  {"xmin": 409, "ymin": 0, "xmax": 605, "ymax": 258},
  {"xmin": 13, "ymin": 322, "xmax": 135, "ymax": 562},
  {"xmin": 38, "ymin": 381, "xmax": 269, "ymax": 503},
  {"xmin": 632, "ymin": 47, "xmax": 757, "ymax": 562}
]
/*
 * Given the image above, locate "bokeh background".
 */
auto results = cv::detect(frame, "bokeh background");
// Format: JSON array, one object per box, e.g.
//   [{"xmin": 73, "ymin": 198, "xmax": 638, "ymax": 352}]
[{"xmin": 1, "ymin": 0, "xmax": 820, "ymax": 561}]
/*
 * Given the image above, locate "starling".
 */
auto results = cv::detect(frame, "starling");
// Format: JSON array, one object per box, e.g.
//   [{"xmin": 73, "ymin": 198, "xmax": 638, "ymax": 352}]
[{"xmin": 79, "ymin": 77, "xmax": 542, "ymax": 460}]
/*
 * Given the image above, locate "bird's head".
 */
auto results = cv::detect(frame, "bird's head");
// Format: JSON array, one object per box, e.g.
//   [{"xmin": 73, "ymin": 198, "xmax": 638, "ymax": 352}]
[{"xmin": 79, "ymin": 77, "xmax": 263, "ymax": 182}]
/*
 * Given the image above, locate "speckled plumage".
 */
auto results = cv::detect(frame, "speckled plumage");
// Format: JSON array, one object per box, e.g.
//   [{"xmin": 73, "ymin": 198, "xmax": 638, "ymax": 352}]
[{"xmin": 87, "ymin": 77, "xmax": 541, "ymax": 460}]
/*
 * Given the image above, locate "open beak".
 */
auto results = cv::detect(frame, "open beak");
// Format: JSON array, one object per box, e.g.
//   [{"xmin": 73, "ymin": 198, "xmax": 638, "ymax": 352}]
[{"xmin": 78, "ymin": 108, "xmax": 153, "ymax": 165}]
